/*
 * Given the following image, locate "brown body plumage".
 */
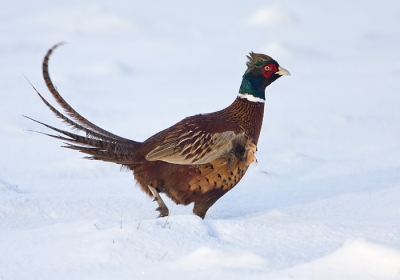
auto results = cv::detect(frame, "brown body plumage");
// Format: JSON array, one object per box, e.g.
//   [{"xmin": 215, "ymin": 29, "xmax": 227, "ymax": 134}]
[{"xmin": 26, "ymin": 43, "xmax": 289, "ymax": 218}]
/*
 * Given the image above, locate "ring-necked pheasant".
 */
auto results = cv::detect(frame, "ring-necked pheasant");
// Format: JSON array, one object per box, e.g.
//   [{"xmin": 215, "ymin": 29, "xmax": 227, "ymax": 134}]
[{"xmin": 26, "ymin": 43, "xmax": 290, "ymax": 219}]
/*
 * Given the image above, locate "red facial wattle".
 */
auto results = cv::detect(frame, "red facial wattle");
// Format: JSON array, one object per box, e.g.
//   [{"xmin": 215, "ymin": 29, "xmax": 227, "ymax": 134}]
[{"xmin": 261, "ymin": 63, "xmax": 278, "ymax": 78}]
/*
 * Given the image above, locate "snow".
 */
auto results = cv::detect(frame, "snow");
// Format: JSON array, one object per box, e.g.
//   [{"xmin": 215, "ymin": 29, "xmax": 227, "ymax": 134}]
[{"xmin": 1, "ymin": 0, "xmax": 400, "ymax": 279}]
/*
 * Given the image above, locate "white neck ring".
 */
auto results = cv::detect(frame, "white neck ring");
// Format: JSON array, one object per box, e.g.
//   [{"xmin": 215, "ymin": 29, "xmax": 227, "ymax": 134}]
[{"xmin": 238, "ymin": 93, "xmax": 265, "ymax": 103}]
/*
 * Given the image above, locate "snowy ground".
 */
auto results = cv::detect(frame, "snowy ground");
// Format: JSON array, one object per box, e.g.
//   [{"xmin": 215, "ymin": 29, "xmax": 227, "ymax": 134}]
[{"xmin": 1, "ymin": 0, "xmax": 400, "ymax": 279}]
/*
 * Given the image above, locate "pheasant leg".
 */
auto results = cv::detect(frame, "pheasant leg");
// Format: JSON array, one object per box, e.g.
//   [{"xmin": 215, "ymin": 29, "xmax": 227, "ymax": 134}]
[
  {"xmin": 148, "ymin": 185, "xmax": 169, "ymax": 218},
  {"xmin": 193, "ymin": 192, "xmax": 226, "ymax": 219}
]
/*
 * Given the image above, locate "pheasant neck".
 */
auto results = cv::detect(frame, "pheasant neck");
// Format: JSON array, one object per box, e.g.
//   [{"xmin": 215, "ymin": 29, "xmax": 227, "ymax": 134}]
[
  {"xmin": 224, "ymin": 97, "xmax": 265, "ymax": 145},
  {"xmin": 238, "ymin": 73, "xmax": 266, "ymax": 103}
]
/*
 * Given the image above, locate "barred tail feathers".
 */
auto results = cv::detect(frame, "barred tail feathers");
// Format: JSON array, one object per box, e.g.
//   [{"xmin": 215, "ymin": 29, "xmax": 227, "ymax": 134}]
[
  {"xmin": 25, "ymin": 43, "xmax": 141, "ymax": 165},
  {"xmin": 25, "ymin": 114, "xmax": 140, "ymax": 165},
  {"xmin": 42, "ymin": 43, "xmax": 131, "ymax": 142}
]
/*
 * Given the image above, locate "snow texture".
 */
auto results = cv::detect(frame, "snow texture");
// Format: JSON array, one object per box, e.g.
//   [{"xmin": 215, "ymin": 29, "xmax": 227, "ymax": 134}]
[{"xmin": 1, "ymin": 0, "xmax": 400, "ymax": 279}]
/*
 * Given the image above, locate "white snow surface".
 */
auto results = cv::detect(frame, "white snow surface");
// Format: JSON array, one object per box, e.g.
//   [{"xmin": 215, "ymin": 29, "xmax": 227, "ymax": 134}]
[{"xmin": 1, "ymin": 0, "xmax": 400, "ymax": 279}]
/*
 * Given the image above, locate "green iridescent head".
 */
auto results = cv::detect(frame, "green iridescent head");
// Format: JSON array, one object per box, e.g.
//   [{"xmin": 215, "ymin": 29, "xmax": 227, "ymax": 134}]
[{"xmin": 238, "ymin": 52, "xmax": 290, "ymax": 102}]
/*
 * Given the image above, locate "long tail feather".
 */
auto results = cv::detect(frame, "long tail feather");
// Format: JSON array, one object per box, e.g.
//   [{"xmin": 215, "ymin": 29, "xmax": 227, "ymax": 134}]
[
  {"xmin": 63, "ymin": 143, "xmax": 135, "ymax": 164},
  {"xmin": 25, "ymin": 115, "xmax": 139, "ymax": 164},
  {"xmin": 24, "ymin": 115, "xmax": 109, "ymax": 148},
  {"xmin": 24, "ymin": 44, "xmax": 144, "ymax": 165},
  {"xmin": 42, "ymin": 43, "xmax": 130, "ymax": 142},
  {"xmin": 27, "ymin": 77, "xmax": 132, "ymax": 144}
]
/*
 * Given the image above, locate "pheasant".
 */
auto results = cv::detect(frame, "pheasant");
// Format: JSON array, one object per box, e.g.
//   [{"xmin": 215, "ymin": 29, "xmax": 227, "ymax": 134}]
[{"xmin": 26, "ymin": 43, "xmax": 290, "ymax": 219}]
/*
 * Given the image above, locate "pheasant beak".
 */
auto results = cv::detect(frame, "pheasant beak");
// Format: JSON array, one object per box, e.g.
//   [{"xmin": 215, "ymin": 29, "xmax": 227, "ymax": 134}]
[{"xmin": 276, "ymin": 66, "xmax": 291, "ymax": 76}]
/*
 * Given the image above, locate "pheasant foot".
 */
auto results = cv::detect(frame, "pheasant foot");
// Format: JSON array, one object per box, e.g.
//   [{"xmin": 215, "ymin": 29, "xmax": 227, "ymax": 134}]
[{"xmin": 148, "ymin": 185, "xmax": 169, "ymax": 218}]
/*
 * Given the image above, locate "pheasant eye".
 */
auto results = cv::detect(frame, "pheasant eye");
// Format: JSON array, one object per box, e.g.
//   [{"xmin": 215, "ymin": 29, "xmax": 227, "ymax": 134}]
[{"xmin": 261, "ymin": 63, "xmax": 277, "ymax": 78}]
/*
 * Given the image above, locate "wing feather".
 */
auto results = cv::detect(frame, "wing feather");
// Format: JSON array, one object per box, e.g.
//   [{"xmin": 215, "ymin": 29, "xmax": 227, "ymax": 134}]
[{"xmin": 146, "ymin": 129, "xmax": 246, "ymax": 165}]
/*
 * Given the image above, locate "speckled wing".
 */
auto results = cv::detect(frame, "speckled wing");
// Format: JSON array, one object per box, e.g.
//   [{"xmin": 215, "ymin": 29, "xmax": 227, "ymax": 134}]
[{"xmin": 145, "ymin": 126, "xmax": 246, "ymax": 165}]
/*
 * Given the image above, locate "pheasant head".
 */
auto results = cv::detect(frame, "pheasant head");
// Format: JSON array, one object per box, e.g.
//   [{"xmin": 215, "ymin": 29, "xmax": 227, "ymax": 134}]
[{"xmin": 238, "ymin": 52, "xmax": 290, "ymax": 102}]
